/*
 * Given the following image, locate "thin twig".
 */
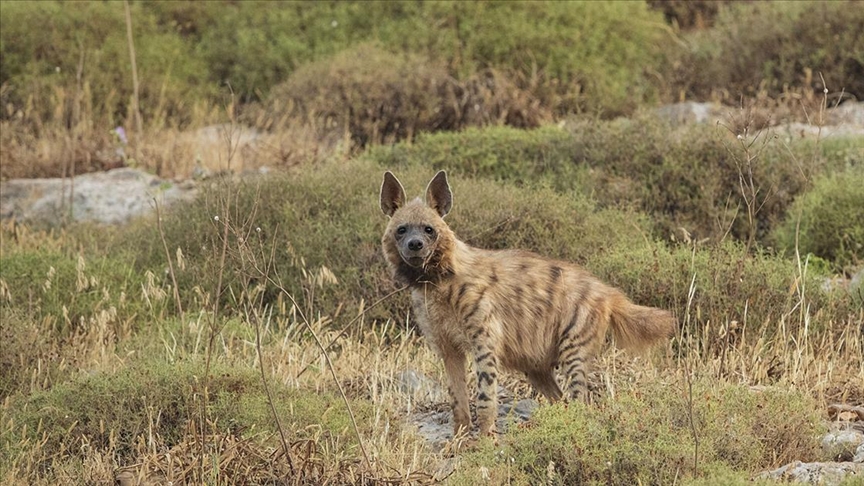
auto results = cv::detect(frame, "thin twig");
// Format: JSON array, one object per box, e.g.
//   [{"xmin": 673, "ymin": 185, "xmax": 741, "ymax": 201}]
[
  {"xmin": 682, "ymin": 243, "xmax": 699, "ymax": 476},
  {"xmin": 295, "ymin": 284, "xmax": 408, "ymax": 379},
  {"xmin": 252, "ymin": 304, "xmax": 295, "ymax": 474},
  {"xmin": 264, "ymin": 270, "xmax": 372, "ymax": 469}
]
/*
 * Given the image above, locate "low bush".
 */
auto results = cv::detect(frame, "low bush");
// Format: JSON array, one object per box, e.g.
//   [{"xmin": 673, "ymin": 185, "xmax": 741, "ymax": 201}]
[
  {"xmin": 1, "ymin": 358, "xmax": 371, "ymax": 464},
  {"xmin": 256, "ymin": 44, "xmax": 550, "ymax": 148},
  {"xmin": 772, "ymin": 170, "xmax": 864, "ymax": 272},
  {"xmin": 450, "ymin": 378, "xmax": 823, "ymax": 485}
]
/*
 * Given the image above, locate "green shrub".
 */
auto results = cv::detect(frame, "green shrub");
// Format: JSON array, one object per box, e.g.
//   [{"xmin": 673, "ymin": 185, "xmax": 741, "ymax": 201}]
[
  {"xmin": 382, "ymin": 1, "xmax": 671, "ymax": 116},
  {"xmin": 366, "ymin": 125, "xmax": 581, "ymax": 187},
  {"xmin": 588, "ymin": 240, "xmax": 833, "ymax": 344},
  {"xmin": 450, "ymin": 378, "xmax": 822, "ymax": 485},
  {"xmin": 673, "ymin": 1, "xmax": 864, "ymax": 100},
  {"xmin": 772, "ymin": 170, "xmax": 864, "ymax": 271}
]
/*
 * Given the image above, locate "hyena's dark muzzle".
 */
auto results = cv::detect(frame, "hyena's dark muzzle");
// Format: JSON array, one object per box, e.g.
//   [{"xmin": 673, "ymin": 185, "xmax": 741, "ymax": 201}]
[{"xmin": 395, "ymin": 225, "xmax": 437, "ymax": 268}]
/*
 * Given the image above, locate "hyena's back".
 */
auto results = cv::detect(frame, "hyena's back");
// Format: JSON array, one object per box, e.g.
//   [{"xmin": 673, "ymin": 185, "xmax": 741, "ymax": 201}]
[{"xmin": 453, "ymin": 247, "xmax": 674, "ymax": 379}]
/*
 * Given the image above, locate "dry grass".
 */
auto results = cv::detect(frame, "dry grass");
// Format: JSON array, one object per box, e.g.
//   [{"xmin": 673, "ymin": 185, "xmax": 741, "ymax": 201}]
[{"xmin": 0, "ymin": 80, "xmax": 346, "ymax": 181}]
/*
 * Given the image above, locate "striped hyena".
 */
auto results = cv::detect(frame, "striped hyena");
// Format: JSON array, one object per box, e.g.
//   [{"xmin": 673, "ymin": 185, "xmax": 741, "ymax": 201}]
[{"xmin": 379, "ymin": 171, "xmax": 675, "ymax": 437}]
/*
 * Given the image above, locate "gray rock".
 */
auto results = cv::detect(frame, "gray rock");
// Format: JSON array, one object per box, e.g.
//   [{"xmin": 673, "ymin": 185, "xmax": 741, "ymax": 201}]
[
  {"xmin": 0, "ymin": 168, "xmax": 197, "ymax": 226},
  {"xmin": 855, "ymin": 443, "xmax": 864, "ymax": 464},
  {"xmin": 826, "ymin": 101, "xmax": 864, "ymax": 126},
  {"xmin": 774, "ymin": 122, "xmax": 864, "ymax": 139},
  {"xmin": 432, "ymin": 457, "xmax": 458, "ymax": 481},
  {"xmin": 823, "ymin": 427, "xmax": 864, "ymax": 462},
  {"xmin": 760, "ymin": 461, "xmax": 864, "ymax": 485},
  {"xmin": 408, "ymin": 407, "xmax": 453, "ymax": 450},
  {"xmin": 513, "ymin": 398, "xmax": 539, "ymax": 419},
  {"xmin": 651, "ymin": 101, "xmax": 864, "ymax": 139},
  {"xmin": 395, "ymin": 369, "xmax": 447, "ymax": 404},
  {"xmin": 653, "ymin": 102, "xmax": 722, "ymax": 125}
]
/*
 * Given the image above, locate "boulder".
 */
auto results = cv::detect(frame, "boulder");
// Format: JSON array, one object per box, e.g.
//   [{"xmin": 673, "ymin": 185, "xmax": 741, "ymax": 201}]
[{"xmin": 0, "ymin": 168, "xmax": 196, "ymax": 226}]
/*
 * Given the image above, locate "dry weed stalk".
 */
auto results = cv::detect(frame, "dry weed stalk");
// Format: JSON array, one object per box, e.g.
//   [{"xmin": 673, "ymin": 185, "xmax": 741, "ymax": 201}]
[
  {"xmin": 123, "ymin": 0, "xmax": 142, "ymax": 138},
  {"xmin": 719, "ymin": 104, "xmax": 774, "ymax": 251},
  {"xmin": 223, "ymin": 212, "xmax": 372, "ymax": 470},
  {"xmin": 154, "ymin": 199, "xmax": 184, "ymax": 323}
]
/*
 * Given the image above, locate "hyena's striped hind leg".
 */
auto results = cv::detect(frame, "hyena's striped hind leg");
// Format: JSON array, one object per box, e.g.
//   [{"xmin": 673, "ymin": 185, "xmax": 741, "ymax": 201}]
[
  {"xmin": 526, "ymin": 369, "xmax": 563, "ymax": 402},
  {"xmin": 557, "ymin": 309, "xmax": 604, "ymax": 402},
  {"xmin": 469, "ymin": 325, "xmax": 500, "ymax": 436}
]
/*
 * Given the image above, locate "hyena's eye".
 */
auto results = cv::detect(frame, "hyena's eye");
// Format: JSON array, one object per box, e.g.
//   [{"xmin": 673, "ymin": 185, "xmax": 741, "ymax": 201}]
[
  {"xmin": 424, "ymin": 226, "xmax": 435, "ymax": 235},
  {"xmin": 396, "ymin": 226, "xmax": 407, "ymax": 235}
]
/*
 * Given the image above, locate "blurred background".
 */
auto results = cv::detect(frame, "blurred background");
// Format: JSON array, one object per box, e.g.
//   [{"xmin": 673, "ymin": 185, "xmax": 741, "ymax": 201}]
[{"xmin": 2, "ymin": 0, "xmax": 862, "ymax": 179}]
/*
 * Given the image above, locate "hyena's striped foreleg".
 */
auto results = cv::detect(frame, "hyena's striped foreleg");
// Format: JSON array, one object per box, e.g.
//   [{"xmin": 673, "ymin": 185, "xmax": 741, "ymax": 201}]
[
  {"xmin": 558, "ymin": 308, "xmax": 602, "ymax": 402},
  {"xmin": 468, "ymin": 322, "xmax": 499, "ymax": 436},
  {"xmin": 440, "ymin": 344, "xmax": 472, "ymax": 435}
]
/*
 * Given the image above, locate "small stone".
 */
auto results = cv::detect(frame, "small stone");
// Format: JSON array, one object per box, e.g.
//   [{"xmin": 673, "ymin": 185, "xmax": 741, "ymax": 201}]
[
  {"xmin": 513, "ymin": 398, "xmax": 539, "ymax": 419},
  {"xmin": 395, "ymin": 369, "xmax": 446, "ymax": 403}
]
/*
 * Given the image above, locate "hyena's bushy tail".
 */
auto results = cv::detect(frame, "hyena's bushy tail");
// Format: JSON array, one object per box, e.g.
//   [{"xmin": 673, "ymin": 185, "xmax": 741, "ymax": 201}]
[{"xmin": 608, "ymin": 295, "xmax": 676, "ymax": 351}]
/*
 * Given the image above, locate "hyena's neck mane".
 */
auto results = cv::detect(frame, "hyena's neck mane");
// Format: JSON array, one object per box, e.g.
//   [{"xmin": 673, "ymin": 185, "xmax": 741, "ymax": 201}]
[{"xmin": 391, "ymin": 229, "xmax": 459, "ymax": 287}]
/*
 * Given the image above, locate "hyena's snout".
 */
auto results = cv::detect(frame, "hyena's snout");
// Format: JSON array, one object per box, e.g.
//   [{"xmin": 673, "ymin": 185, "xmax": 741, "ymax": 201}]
[
  {"xmin": 397, "ymin": 226, "xmax": 436, "ymax": 267},
  {"xmin": 407, "ymin": 238, "xmax": 424, "ymax": 251}
]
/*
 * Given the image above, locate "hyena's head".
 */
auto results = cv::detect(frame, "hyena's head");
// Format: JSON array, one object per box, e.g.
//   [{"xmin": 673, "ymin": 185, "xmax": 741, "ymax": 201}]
[{"xmin": 379, "ymin": 171, "xmax": 456, "ymax": 285}]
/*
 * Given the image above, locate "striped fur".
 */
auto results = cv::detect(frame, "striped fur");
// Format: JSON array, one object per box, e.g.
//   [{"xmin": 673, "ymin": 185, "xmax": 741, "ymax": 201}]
[{"xmin": 380, "ymin": 171, "xmax": 675, "ymax": 436}]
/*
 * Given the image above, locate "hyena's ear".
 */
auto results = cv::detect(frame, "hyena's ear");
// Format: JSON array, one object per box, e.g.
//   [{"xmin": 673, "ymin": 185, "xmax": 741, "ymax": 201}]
[
  {"xmin": 380, "ymin": 171, "xmax": 406, "ymax": 217},
  {"xmin": 425, "ymin": 170, "xmax": 452, "ymax": 217}
]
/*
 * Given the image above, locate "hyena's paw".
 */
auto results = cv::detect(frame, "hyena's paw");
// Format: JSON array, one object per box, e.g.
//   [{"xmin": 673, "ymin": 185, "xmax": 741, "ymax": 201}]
[
  {"xmin": 479, "ymin": 423, "xmax": 497, "ymax": 437},
  {"xmin": 443, "ymin": 431, "xmax": 479, "ymax": 454}
]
